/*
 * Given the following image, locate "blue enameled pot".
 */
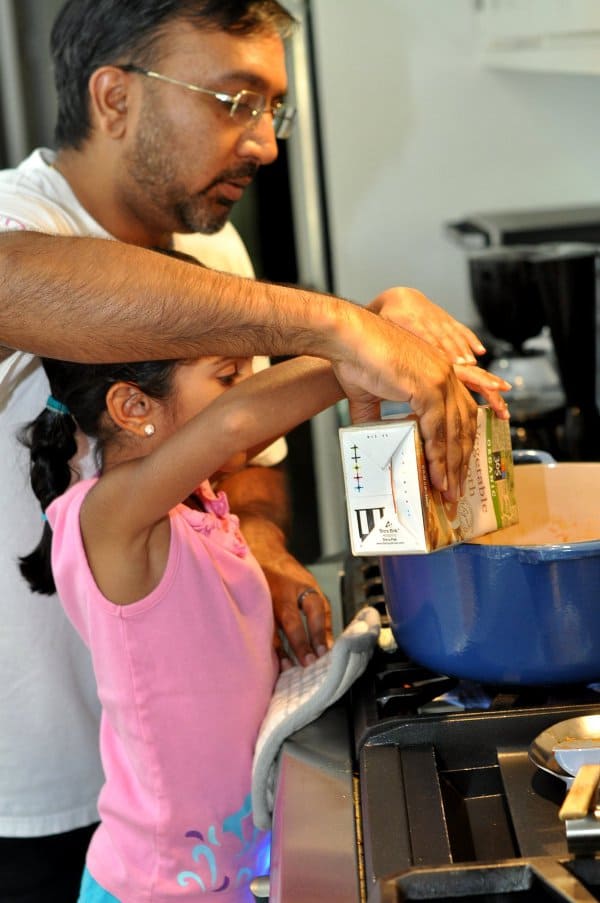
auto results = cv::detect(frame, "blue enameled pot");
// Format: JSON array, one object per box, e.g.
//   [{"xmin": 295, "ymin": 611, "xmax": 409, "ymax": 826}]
[{"xmin": 380, "ymin": 463, "xmax": 600, "ymax": 686}]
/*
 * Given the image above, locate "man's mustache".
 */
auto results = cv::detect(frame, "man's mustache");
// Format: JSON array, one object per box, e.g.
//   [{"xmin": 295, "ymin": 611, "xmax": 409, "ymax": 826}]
[{"xmin": 203, "ymin": 163, "xmax": 259, "ymax": 192}]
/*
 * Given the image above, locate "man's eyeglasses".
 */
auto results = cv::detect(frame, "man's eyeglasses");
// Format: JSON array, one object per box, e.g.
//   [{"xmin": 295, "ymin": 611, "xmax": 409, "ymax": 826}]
[{"xmin": 118, "ymin": 64, "xmax": 296, "ymax": 139}]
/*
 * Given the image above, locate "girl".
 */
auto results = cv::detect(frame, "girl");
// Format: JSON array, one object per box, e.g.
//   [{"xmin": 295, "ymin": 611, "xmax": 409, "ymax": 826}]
[{"xmin": 19, "ymin": 351, "xmax": 345, "ymax": 903}]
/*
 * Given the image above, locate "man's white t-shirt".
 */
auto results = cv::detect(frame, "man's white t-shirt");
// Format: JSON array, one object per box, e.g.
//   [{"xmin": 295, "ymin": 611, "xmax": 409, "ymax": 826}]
[{"xmin": 0, "ymin": 148, "xmax": 284, "ymax": 836}]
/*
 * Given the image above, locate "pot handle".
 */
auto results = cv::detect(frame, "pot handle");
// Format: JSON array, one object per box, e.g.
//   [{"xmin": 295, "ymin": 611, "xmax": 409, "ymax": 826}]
[{"xmin": 512, "ymin": 449, "xmax": 556, "ymax": 465}]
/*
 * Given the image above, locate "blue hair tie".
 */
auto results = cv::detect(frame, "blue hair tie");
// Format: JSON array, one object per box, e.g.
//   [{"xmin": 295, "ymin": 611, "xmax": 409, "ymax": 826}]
[{"xmin": 46, "ymin": 395, "xmax": 70, "ymax": 416}]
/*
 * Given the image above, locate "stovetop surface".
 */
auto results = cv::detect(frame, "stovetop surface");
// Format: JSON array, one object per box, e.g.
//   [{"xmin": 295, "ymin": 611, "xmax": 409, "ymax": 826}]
[{"xmin": 342, "ymin": 557, "xmax": 600, "ymax": 902}]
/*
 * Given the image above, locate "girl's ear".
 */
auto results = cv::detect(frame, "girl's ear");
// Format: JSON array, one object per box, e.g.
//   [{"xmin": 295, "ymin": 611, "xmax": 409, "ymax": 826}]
[{"xmin": 106, "ymin": 383, "xmax": 155, "ymax": 438}]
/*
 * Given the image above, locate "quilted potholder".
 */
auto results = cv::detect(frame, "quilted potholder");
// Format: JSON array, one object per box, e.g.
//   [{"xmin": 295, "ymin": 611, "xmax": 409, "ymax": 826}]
[{"xmin": 251, "ymin": 605, "xmax": 381, "ymax": 830}]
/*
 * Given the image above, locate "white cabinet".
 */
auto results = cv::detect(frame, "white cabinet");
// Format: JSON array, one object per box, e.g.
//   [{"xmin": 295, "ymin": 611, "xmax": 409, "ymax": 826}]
[{"xmin": 475, "ymin": 0, "xmax": 600, "ymax": 74}]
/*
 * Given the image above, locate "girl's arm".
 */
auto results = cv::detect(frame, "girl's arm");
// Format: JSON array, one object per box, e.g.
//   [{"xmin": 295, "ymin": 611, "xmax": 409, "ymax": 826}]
[
  {"xmin": 81, "ymin": 357, "xmax": 343, "ymax": 601},
  {"xmin": 139, "ymin": 356, "xmax": 343, "ymax": 519}
]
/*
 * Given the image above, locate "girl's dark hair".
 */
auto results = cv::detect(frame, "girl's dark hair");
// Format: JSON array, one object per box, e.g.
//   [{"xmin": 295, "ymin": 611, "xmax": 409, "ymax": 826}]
[
  {"xmin": 51, "ymin": 0, "xmax": 295, "ymax": 149},
  {"xmin": 19, "ymin": 357, "xmax": 179, "ymax": 595}
]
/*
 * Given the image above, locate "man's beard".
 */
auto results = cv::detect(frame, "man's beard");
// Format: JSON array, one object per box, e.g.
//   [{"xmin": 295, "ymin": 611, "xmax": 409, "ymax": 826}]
[
  {"xmin": 175, "ymin": 161, "xmax": 259, "ymax": 234},
  {"xmin": 124, "ymin": 108, "xmax": 258, "ymax": 235}
]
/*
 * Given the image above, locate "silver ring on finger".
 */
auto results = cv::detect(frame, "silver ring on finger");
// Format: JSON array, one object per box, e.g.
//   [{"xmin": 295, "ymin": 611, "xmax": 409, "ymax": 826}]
[{"xmin": 297, "ymin": 587, "xmax": 319, "ymax": 611}]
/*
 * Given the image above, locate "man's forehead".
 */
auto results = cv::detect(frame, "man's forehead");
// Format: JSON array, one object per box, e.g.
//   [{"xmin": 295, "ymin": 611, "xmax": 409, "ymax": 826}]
[
  {"xmin": 154, "ymin": 18, "xmax": 287, "ymax": 71},
  {"xmin": 146, "ymin": 21, "xmax": 288, "ymax": 96}
]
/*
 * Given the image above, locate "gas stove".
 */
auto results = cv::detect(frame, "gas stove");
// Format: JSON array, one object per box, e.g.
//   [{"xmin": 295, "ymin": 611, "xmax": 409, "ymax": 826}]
[
  {"xmin": 343, "ymin": 556, "xmax": 600, "ymax": 902},
  {"xmin": 266, "ymin": 555, "xmax": 600, "ymax": 901}
]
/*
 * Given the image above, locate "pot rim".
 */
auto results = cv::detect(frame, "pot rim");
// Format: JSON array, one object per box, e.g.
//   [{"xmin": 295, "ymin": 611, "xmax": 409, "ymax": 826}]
[{"xmin": 464, "ymin": 538, "xmax": 600, "ymax": 561}]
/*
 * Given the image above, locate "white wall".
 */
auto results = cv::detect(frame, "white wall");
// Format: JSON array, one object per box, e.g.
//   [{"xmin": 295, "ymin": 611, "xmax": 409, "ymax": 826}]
[{"xmin": 310, "ymin": 0, "xmax": 600, "ymax": 324}]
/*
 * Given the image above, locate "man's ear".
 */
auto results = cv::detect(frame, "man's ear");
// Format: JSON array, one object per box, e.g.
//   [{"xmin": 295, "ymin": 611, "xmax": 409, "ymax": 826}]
[
  {"xmin": 88, "ymin": 66, "xmax": 132, "ymax": 138},
  {"xmin": 106, "ymin": 383, "xmax": 155, "ymax": 437}
]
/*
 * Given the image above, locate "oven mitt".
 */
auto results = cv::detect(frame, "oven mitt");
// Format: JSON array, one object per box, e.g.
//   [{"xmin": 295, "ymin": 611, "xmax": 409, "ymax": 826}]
[{"xmin": 251, "ymin": 605, "xmax": 381, "ymax": 830}]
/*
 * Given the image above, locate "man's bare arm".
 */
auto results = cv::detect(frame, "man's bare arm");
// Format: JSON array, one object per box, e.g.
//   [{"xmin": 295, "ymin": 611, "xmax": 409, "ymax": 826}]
[
  {"xmin": 0, "ymin": 232, "xmax": 344, "ymax": 361},
  {"xmin": 216, "ymin": 464, "xmax": 332, "ymax": 669},
  {"xmin": 0, "ymin": 230, "xmax": 479, "ymax": 499}
]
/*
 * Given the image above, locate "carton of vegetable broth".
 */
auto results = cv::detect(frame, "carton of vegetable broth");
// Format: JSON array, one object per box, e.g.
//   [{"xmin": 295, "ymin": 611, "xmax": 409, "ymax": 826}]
[{"xmin": 339, "ymin": 406, "xmax": 518, "ymax": 555}]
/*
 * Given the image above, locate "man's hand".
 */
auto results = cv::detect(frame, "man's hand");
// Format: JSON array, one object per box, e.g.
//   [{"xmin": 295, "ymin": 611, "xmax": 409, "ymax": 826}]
[
  {"xmin": 332, "ymin": 310, "xmax": 478, "ymax": 502},
  {"xmin": 453, "ymin": 363, "xmax": 511, "ymax": 421},
  {"xmin": 368, "ymin": 286, "xmax": 486, "ymax": 364},
  {"xmin": 216, "ymin": 465, "xmax": 332, "ymax": 670},
  {"xmin": 368, "ymin": 286, "xmax": 512, "ymax": 420},
  {"xmin": 252, "ymin": 533, "xmax": 333, "ymax": 671}
]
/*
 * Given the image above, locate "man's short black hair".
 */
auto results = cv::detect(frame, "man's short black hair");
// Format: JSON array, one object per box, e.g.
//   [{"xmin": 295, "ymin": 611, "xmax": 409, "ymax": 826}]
[{"xmin": 51, "ymin": 0, "xmax": 295, "ymax": 149}]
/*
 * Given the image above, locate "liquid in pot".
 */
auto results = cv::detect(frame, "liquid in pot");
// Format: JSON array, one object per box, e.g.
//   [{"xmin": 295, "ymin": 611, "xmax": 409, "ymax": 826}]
[{"xmin": 470, "ymin": 463, "xmax": 600, "ymax": 547}]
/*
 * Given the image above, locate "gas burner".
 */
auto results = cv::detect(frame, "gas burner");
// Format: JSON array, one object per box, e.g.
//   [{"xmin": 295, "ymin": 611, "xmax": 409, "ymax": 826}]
[{"xmin": 373, "ymin": 660, "xmax": 458, "ymax": 717}]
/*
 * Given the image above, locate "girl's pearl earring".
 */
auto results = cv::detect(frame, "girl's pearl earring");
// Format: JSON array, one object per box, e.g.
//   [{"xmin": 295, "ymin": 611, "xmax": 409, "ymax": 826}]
[{"xmin": 144, "ymin": 423, "xmax": 155, "ymax": 437}]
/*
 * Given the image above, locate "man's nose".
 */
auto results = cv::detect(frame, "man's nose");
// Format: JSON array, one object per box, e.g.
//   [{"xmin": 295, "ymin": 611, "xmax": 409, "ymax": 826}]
[{"xmin": 236, "ymin": 113, "xmax": 279, "ymax": 165}]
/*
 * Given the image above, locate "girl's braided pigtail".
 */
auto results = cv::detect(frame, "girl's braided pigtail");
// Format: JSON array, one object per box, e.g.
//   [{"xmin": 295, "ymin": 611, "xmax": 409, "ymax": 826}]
[{"xmin": 19, "ymin": 397, "xmax": 78, "ymax": 594}]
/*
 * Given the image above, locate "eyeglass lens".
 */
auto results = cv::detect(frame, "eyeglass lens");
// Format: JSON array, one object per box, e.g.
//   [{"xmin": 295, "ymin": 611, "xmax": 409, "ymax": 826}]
[
  {"xmin": 273, "ymin": 107, "xmax": 296, "ymax": 139},
  {"xmin": 231, "ymin": 90, "xmax": 296, "ymax": 139}
]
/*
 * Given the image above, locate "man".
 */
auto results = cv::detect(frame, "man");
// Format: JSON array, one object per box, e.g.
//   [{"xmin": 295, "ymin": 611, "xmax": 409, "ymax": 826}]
[{"xmin": 0, "ymin": 1, "xmax": 509, "ymax": 899}]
